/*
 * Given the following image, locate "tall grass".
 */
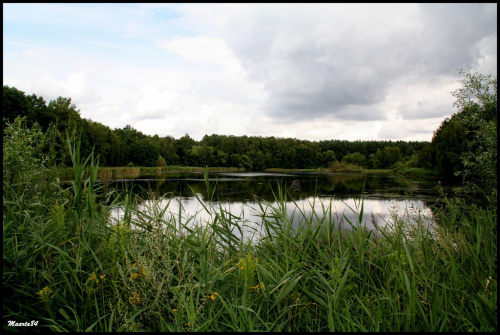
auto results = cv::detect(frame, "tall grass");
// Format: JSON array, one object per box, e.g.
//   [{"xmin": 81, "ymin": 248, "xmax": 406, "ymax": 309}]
[{"xmin": 3, "ymin": 127, "xmax": 497, "ymax": 331}]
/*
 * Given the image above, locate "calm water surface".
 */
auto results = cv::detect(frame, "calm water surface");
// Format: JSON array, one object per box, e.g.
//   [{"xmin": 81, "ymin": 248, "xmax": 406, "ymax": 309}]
[{"xmin": 104, "ymin": 171, "xmax": 445, "ymax": 241}]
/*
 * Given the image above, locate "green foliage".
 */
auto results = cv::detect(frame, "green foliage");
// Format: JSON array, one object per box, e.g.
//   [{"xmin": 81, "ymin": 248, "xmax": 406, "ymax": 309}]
[
  {"xmin": 230, "ymin": 153, "xmax": 243, "ymax": 169},
  {"xmin": 319, "ymin": 150, "xmax": 337, "ymax": 167},
  {"xmin": 431, "ymin": 116, "xmax": 467, "ymax": 182},
  {"xmin": 3, "ymin": 86, "xmax": 32, "ymax": 127},
  {"xmin": 342, "ymin": 152, "xmax": 366, "ymax": 167},
  {"xmin": 2, "ymin": 116, "xmax": 56, "ymax": 203},
  {"xmin": 249, "ymin": 150, "xmax": 266, "ymax": 170},
  {"xmin": 295, "ymin": 144, "xmax": 315, "ymax": 169},
  {"xmin": 129, "ymin": 141, "xmax": 161, "ymax": 167},
  {"xmin": 451, "ymin": 69, "xmax": 497, "ymax": 201},
  {"xmin": 188, "ymin": 145, "xmax": 215, "ymax": 167},
  {"xmin": 427, "ymin": 68, "xmax": 497, "ymax": 199},
  {"xmin": 157, "ymin": 155, "xmax": 167, "ymax": 167},
  {"xmin": 371, "ymin": 146, "xmax": 401, "ymax": 169},
  {"xmin": 241, "ymin": 154, "xmax": 253, "ymax": 170}
]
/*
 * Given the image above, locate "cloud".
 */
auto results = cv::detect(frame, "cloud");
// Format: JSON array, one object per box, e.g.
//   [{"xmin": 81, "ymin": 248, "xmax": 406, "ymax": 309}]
[
  {"xmin": 476, "ymin": 33, "xmax": 498, "ymax": 75},
  {"xmin": 210, "ymin": 3, "xmax": 497, "ymax": 124},
  {"xmin": 159, "ymin": 35, "xmax": 236, "ymax": 66},
  {"xmin": 22, "ymin": 71, "xmax": 97, "ymax": 109},
  {"xmin": 132, "ymin": 84, "xmax": 178, "ymax": 120}
]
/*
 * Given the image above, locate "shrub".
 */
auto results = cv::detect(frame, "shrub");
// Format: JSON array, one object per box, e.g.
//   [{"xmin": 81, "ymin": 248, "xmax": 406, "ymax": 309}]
[
  {"xmin": 129, "ymin": 141, "xmax": 160, "ymax": 167},
  {"xmin": 157, "ymin": 155, "xmax": 167, "ymax": 167},
  {"xmin": 342, "ymin": 152, "xmax": 366, "ymax": 167}
]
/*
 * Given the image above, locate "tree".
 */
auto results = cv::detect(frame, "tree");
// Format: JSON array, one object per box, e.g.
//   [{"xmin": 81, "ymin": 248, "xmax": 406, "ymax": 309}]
[
  {"xmin": 156, "ymin": 155, "xmax": 167, "ymax": 167},
  {"xmin": 451, "ymin": 68, "xmax": 497, "ymax": 199},
  {"xmin": 230, "ymin": 153, "xmax": 243, "ymax": 169},
  {"xmin": 241, "ymin": 154, "xmax": 253, "ymax": 170},
  {"xmin": 188, "ymin": 145, "xmax": 215, "ymax": 167},
  {"xmin": 342, "ymin": 152, "xmax": 366, "ymax": 167},
  {"xmin": 250, "ymin": 150, "xmax": 266, "ymax": 171},
  {"xmin": 157, "ymin": 136, "xmax": 180, "ymax": 166},
  {"xmin": 428, "ymin": 68, "xmax": 497, "ymax": 194},
  {"xmin": 319, "ymin": 150, "xmax": 336, "ymax": 167},
  {"xmin": 373, "ymin": 146, "xmax": 401, "ymax": 169},
  {"xmin": 430, "ymin": 116, "xmax": 467, "ymax": 182},
  {"xmin": 129, "ymin": 141, "xmax": 160, "ymax": 167},
  {"xmin": 3, "ymin": 86, "xmax": 31, "ymax": 127},
  {"xmin": 175, "ymin": 134, "xmax": 196, "ymax": 165},
  {"xmin": 295, "ymin": 144, "xmax": 314, "ymax": 169},
  {"xmin": 216, "ymin": 150, "xmax": 228, "ymax": 167}
]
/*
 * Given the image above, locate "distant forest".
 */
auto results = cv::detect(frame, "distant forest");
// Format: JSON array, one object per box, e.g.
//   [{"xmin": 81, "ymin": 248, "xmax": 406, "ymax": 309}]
[{"xmin": 3, "ymin": 69, "xmax": 496, "ymax": 187}]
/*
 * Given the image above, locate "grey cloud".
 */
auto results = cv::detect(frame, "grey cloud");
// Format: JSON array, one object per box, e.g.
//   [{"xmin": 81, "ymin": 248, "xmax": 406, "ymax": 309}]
[
  {"xmin": 222, "ymin": 4, "xmax": 496, "ymax": 123},
  {"xmin": 402, "ymin": 100, "xmax": 454, "ymax": 121},
  {"xmin": 417, "ymin": 3, "xmax": 497, "ymax": 75}
]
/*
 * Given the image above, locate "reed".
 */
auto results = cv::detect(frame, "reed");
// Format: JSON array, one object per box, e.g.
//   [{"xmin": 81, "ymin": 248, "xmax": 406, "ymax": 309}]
[{"xmin": 3, "ymin": 135, "xmax": 497, "ymax": 332}]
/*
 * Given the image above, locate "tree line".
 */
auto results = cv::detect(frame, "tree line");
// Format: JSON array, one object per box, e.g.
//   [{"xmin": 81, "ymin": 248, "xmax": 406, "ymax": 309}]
[
  {"xmin": 3, "ymin": 68, "xmax": 496, "ymax": 193},
  {"xmin": 2, "ymin": 85, "xmax": 426, "ymax": 170}
]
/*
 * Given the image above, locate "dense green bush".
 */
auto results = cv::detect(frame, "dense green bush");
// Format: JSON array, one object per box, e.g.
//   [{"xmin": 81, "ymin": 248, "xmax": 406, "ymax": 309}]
[
  {"xmin": 342, "ymin": 152, "xmax": 366, "ymax": 167},
  {"xmin": 156, "ymin": 155, "xmax": 167, "ymax": 167},
  {"xmin": 129, "ymin": 141, "xmax": 161, "ymax": 167}
]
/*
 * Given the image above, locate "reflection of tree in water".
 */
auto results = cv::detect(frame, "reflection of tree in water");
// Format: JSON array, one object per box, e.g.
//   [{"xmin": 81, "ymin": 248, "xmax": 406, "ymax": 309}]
[
  {"xmin": 105, "ymin": 172, "xmax": 441, "ymax": 208},
  {"xmin": 322, "ymin": 174, "xmax": 368, "ymax": 194}
]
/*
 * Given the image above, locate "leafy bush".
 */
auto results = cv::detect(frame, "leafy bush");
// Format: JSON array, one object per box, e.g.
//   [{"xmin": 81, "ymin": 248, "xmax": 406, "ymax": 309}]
[
  {"xmin": 157, "ymin": 155, "xmax": 167, "ymax": 167},
  {"xmin": 342, "ymin": 152, "xmax": 366, "ymax": 167},
  {"xmin": 129, "ymin": 141, "xmax": 160, "ymax": 167}
]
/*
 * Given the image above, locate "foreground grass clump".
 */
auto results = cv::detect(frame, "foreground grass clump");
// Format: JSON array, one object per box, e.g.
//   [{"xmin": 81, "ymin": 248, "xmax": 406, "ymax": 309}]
[{"xmin": 3, "ymin": 119, "xmax": 497, "ymax": 332}]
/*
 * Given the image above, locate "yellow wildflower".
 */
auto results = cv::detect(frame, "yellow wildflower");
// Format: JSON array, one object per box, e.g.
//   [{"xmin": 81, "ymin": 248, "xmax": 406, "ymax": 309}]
[
  {"xmin": 100, "ymin": 274, "xmax": 106, "ymax": 281},
  {"xmin": 129, "ymin": 291, "xmax": 143, "ymax": 305},
  {"xmin": 36, "ymin": 286, "xmax": 54, "ymax": 303},
  {"xmin": 130, "ymin": 322, "xmax": 142, "ymax": 331},
  {"xmin": 130, "ymin": 273, "xmax": 141, "ymax": 280},
  {"xmin": 251, "ymin": 282, "xmax": 265, "ymax": 291},
  {"xmin": 89, "ymin": 272, "xmax": 99, "ymax": 283},
  {"xmin": 208, "ymin": 292, "xmax": 218, "ymax": 300},
  {"xmin": 172, "ymin": 309, "xmax": 178, "ymax": 313}
]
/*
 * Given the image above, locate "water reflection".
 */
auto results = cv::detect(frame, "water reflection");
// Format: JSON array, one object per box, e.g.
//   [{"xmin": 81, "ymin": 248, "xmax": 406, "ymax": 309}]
[
  {"xmin": 107, "ymin": 171, "xmax": 442, "ymax": 204},
  {"xmin": 106, "ymin": 171, "xmax": 440, "ymax": 242}
]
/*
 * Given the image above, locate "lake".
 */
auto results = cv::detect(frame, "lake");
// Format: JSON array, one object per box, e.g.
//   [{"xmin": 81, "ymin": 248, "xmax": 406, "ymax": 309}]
[{"xmin": 102, "ymin": 171, "xmax": 446, "ymax": 241}]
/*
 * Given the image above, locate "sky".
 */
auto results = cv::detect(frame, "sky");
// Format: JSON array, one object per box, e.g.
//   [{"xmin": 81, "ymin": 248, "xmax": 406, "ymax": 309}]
[{"xmin": 3, "ymin": 3, "xmax": 497, "ymax": 142}]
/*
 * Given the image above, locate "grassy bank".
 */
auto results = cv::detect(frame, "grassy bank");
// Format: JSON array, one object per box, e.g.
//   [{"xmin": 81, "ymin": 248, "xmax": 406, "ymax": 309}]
[
  {"xmin": 392, "ymin": 167, "xmax": 439, "ymax": 179},
  {"xmin": 3, "ymin": 138, "xmax": 497, "ymax": 332},
  {"xmin": 53, "ymin": 163, "xmax": 436, "ymax": 182},
  {"xmin": 53, "ymin": 165, "xmax": 242, "ymax": 181}
]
